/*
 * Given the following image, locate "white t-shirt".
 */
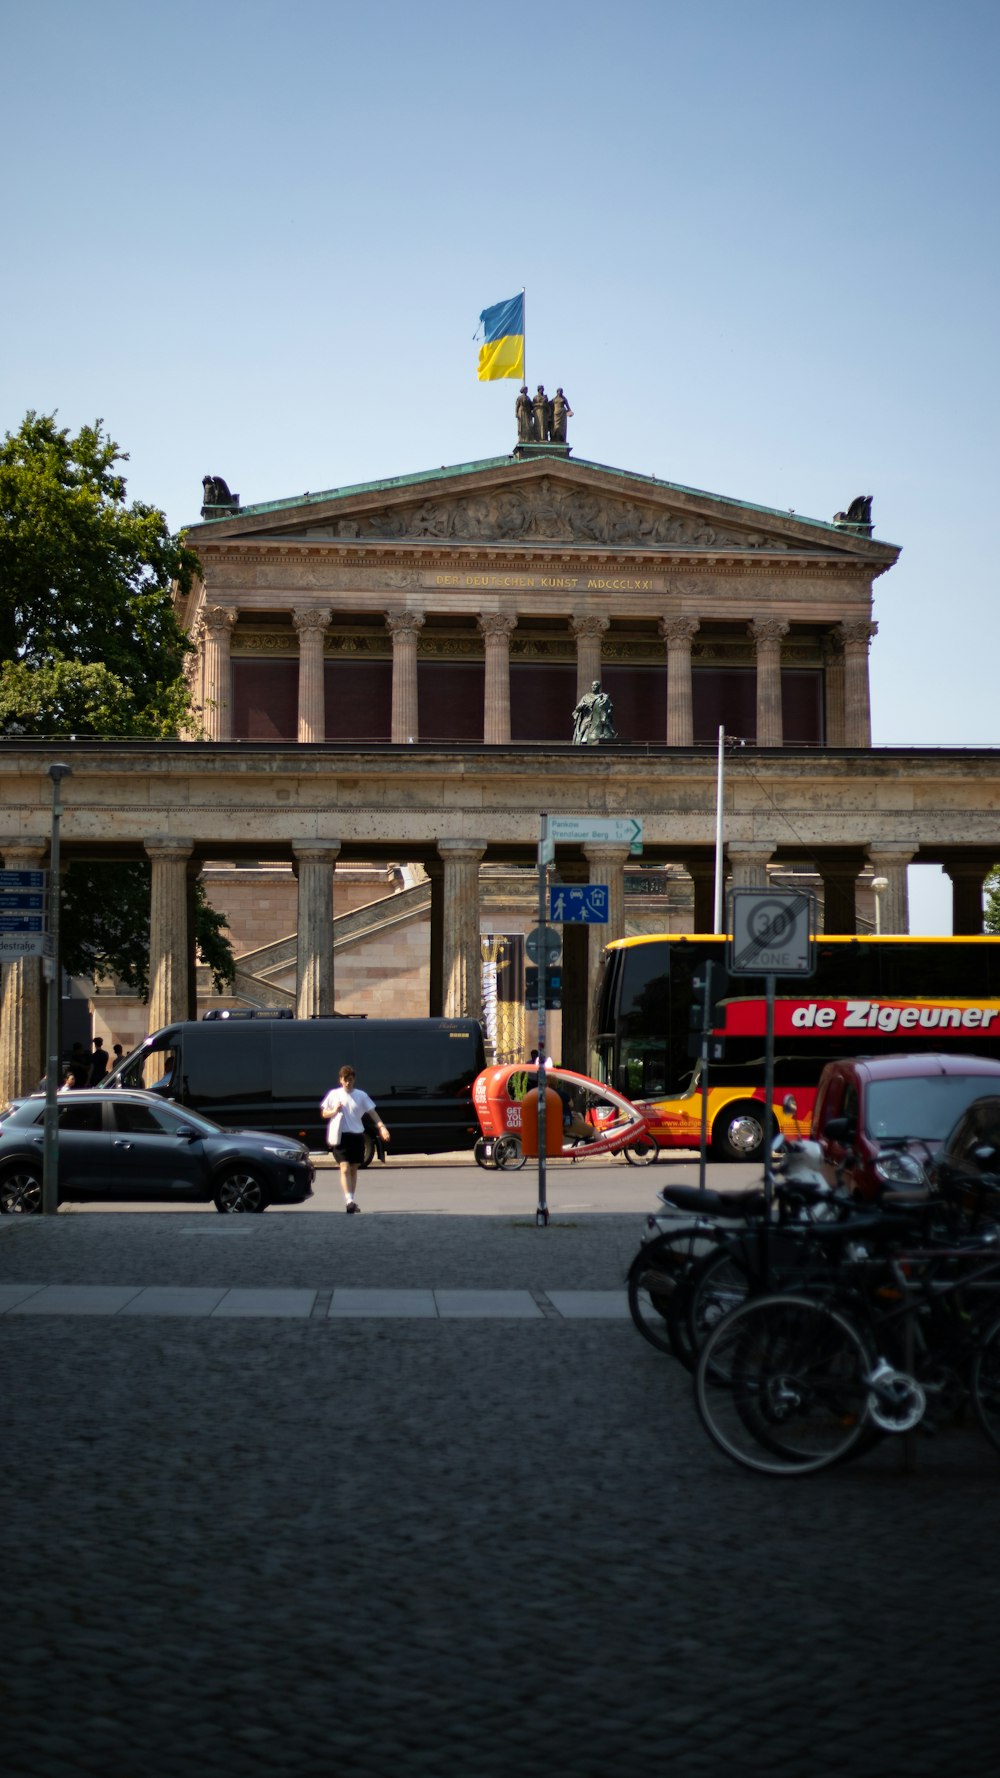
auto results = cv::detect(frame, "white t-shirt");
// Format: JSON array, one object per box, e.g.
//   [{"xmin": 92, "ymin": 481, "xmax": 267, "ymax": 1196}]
[{"xmin": 320, "ymin": 1084, "xmax": 376, "ymax": 1141}]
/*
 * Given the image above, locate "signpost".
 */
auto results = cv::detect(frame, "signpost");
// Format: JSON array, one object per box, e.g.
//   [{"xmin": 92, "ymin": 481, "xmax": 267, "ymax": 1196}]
[
  {"xmin": 0, "ymin": 871, "xmax": 50, "ymax": 954},
  {"xmin": 728, "ymin": 888, "xmax": 816, "ymax": 1261},
  {"xmin": 532, "ymin": 812, "xmax": 643, "ymax": 1225},
  {"xmin": 548, "ymin": 815, "xmax": 643, "ymax": 855}
]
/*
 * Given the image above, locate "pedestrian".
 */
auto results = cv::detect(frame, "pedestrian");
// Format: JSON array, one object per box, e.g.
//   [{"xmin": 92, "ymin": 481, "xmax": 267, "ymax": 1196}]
[
  {"xmin": 320, "ymin": 1064, "xmax": 390, "ymax": 1214},
  {"xmin": 64, "ymin": 1042, "xmax": 90, "ymax": 1089},
  {"xmin": 112, "ymin": 1043, "xmax": 124, "ymax": 1064},
  {"xmin": 89, "ymin": 1036, "xmax": 110, "ymax": 1085}
]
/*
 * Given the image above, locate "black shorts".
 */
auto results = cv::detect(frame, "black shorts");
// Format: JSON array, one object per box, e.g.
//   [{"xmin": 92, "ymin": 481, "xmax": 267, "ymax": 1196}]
[{"xmin": 330, "ymin": 1130, "xmax": 366, "ymax": 1165}]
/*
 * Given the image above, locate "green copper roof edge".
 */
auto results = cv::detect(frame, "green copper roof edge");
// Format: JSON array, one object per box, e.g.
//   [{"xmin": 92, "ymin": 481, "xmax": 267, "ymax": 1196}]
[{"xmin": 192, "ymin": 453, "xmax": 897, "ymax": 547}]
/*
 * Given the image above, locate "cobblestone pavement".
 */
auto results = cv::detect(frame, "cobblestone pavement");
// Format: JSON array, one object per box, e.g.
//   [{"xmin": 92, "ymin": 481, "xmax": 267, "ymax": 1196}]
[{"xmin": 3, "ymin": 1213, "xmax": 1000, "ymax": 1777}]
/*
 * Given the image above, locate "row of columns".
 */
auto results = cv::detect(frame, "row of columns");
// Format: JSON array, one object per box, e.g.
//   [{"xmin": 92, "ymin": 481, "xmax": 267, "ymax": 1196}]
[
  {"xmin": 200, "ymin": 605, "xmax": 877, "ymax": 747},
  {"xmin": 2, "ymin": 838, "xmax": 992, "ymax": 1102}
]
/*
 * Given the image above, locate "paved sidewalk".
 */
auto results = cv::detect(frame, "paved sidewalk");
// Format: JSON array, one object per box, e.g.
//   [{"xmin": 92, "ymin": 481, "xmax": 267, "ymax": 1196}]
[{"xmin": 3, "ymin": 1212, "xmax": 1000, "ymax": 1777}]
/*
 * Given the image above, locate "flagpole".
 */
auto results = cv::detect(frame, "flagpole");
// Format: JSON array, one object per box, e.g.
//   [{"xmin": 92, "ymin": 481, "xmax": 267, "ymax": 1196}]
[{"xmin": 521, "ymin": 285, "xmax": 526, "ymax": 391}]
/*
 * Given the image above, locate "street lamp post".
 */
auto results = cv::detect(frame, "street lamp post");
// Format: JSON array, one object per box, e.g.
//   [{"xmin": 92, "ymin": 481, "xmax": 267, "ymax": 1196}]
[
  {"xmin": 42, "ymin": 763, "xmax": 71, "ymax": 1216},
  {"xmin": 871, "ymin": 875, "xmax": 889, "ymax": 937}
]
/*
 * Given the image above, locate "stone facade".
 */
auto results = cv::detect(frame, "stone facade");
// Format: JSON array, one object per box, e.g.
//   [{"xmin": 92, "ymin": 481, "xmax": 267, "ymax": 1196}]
[{"xmin": 7, "ymin": 443, "xmax": 997, "ymax": 1102}]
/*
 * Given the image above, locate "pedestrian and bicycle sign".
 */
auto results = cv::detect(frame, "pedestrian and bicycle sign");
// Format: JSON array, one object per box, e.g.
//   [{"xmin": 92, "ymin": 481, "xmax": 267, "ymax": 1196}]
[
  {"xmin": 728, "ymin": 889, "xmax": 815, "ymax": 977},
  {"xmin": 525, "ymin": 924, "xmax": 563, "ymax": 965},
  {"xmin": 548, "ymin": 884, "xmax": 609, "ymax": 924}
]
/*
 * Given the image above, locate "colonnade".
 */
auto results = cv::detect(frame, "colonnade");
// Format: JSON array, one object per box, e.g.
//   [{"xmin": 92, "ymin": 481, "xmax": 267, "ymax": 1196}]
[
  {"xmin": 199, "ymin": 605, "xmax": 878, "ymax": 747},
  {"xmin": 3, "ymin": 834, "xmax": 991, "ymax": 1102}
]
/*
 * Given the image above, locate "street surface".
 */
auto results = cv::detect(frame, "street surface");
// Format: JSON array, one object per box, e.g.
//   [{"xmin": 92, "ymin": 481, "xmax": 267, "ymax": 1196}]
[{"xmin": 2, "ymin": 1153, "xmax": 999, "ymax": 1776}]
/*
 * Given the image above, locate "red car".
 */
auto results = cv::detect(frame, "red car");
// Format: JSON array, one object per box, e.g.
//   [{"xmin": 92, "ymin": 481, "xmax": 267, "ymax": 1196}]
[{"xmin": 811, "ymin": 1052, "xmax": 1000, "ymax": 1200}]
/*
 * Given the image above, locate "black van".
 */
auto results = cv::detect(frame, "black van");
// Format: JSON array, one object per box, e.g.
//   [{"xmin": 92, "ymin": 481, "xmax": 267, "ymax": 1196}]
[{"xmin": 102, "ymin": 1016, "xmax": 486, "ymax": 1156}]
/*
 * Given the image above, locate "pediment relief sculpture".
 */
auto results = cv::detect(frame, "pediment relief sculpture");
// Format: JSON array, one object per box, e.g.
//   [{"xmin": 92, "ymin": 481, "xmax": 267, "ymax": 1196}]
[{"xmin": 311, "ymin": 483, "xmax": 798, "ymax": 551}]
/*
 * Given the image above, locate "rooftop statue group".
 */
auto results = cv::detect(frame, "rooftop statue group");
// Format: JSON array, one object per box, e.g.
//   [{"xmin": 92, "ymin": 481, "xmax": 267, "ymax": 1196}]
[
  {"xmin": 572, "ymin": 680, "xmax": 618, "ymax": 746},
  {"xmin": 516, "ymin": 384, "xmax": 573, "ymax": 446}
]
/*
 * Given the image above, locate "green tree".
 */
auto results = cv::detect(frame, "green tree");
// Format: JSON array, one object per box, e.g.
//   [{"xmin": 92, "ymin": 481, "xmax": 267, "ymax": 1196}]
[
  {"xmin": 0, "ymin": 410, "xmax": 235, "ymax": 994},
  {"xmin": 984, "ymin": 868, "xmax": 1000, "ymax": 935}
]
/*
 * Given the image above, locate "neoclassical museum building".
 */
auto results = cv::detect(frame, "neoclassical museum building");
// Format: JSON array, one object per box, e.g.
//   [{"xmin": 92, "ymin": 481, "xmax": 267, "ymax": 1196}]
[{"xmin": 2, "ymin": 423, "xmax": 999, "ymax": 1097}]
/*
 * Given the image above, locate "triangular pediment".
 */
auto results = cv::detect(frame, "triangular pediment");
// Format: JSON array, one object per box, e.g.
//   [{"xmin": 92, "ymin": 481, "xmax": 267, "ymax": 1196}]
[{"xmin": 190, "ymin": 455, "xmax": 897, "ymax": 564}]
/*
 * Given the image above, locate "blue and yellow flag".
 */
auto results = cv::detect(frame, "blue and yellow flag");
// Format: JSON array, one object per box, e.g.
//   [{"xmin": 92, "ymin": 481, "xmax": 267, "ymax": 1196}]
[{"xmin": 477, "ymin": 293, "xmax": 524, "ymax": 382}]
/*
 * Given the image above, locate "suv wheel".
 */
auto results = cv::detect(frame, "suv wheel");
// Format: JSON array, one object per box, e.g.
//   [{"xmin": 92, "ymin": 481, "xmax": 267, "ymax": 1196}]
[
  {"xmin": 0, "ymin": 1167, "xmax": 44, "ymax": 1214},
  {"xmin": 213, "ymin": 1167, "xmax": 269, "ymax": 1213}
]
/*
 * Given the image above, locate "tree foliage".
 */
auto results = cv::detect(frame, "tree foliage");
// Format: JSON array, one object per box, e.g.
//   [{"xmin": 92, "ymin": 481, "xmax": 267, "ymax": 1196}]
[
  {"xmin": 984, "ymin": 868, "xmax": 1000, "ymax": 935},
  {"xmin": 0, "ymin": 411, "xmax": 234, "ymax": 994}
]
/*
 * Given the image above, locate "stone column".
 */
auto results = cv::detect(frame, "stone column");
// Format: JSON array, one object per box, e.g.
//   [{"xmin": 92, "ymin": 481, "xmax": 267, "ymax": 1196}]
[
  {"xmin": 146, "ymin": 839, "xmax": 194, "ymax": 1033},
  {"xmin": 944, "ymin": 861, "xmax": 990, "ymax": 936},
  {"xmin": 661, "ymin": 617, "xmax": 699, "ymax": 746},
  {"xmin": 201, "ymin": 606, "xmax": 238, "ymax": 741},
  {"xmin": 867, "ymin": 846, "xmax": 916, "ymax": 934},
  {"xmin": 438, "ymin": 840, "xmax": 486, "ymax": 1019},
  {"xmin": 478, "ymin": 614, "xmax": 516, "ymax": 744},
  {"xmin": 727, "ymin": 846, "xmax": 774, "ymax": 889},
  {"xmin": 293, "ymin": 842, "xmax": 340, "ymax": 1018},
  {"xmin": 570, "ymin": 615, "xmax": 609, "ymax": 701},
  {"xmin": 839, "ymin": 619, "xmax": 878, "ymax": 747},
  {"xmin": 0, "ymin": 841, "xmax": 47, "ymax": 1102},
  {"xmin": 424, "ymin": 857, "xmax": 444, "ymax": 1015},
  {"xmin": 556, "ymin": 859, "xmax": 590, "ymax": 1075},
  {"xmin": 583, "ymin": 843, "xmax": 630, "ymax": 1070},
  {"xmin": 293, "ymin": 609, "xmax": 331, "ymax": 742},
  {"xmin": 749, "ymin": 618, "xmax": 788, "ymax": 747},
  {"xmin": 823, "ymin": 630, "xmax": 846, "ymax": 747},
  {"xmin": 818, "ymin": 857, "xmax": 860, "ymax": 935},
  {"xmin": 682, "ymin": 859, "xmax": 717, "ymax": 933},
  {"xmin": 387, "ymin": 611, "xmax": 425, "ymax": 743}
]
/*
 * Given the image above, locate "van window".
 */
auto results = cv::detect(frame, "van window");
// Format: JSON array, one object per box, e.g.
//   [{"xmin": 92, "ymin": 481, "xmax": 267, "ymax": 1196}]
[{"xmin": 186, "ymin": 1026, "xmax": 270, "ymax": 1110}]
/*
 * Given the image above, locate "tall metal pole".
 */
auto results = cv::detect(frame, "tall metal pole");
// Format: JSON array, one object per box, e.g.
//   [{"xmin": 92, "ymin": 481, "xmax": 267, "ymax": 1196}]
[
  {"xmin": 536, "ymin": 810, "xmax": 548, "ymax": 1226},
  {"xmin": 713, "ymin": 725, "xmax": 725, "ymax": 934},
  {"xmin": 42, "ymin": 763, "xmax": 71, "ymax": 1216},
  {"xmin": 521, "ymin": 285, "xmax": 527, "ymax": 396}
]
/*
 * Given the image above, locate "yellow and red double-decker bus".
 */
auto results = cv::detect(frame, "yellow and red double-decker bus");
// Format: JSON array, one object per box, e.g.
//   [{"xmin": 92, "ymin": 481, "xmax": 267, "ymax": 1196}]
[{"xmin": 593, "ymin": 933, "xmax": 1000, "ymax": 1162}]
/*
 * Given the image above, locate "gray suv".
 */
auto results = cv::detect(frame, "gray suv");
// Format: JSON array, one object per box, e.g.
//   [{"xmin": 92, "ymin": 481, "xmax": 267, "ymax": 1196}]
[{"xmin": 0, "ymin": 1090, "xmax": 314, "ymax": 1214}]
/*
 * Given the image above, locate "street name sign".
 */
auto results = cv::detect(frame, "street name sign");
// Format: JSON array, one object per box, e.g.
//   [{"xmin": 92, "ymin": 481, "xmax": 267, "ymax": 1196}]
[
  {"xmin": 729, "ymin": 889, "xmax": 815, "ymax": 977},
  {"xmin": 548, "ymin": 884, "xmax": 609, "ymax": 924},
  {"xmin": 0, "ymin": 934, "xmax": 53, "ymax": 959},
  {"xmin": 548, "ymin": 816, "xmax": 643, "ymax": 855}
]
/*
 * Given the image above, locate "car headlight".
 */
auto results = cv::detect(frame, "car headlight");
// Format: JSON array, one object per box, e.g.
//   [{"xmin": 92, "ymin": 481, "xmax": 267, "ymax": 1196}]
[
  {"xmin": 874, "ymin": 1149, "xmax": 925, "ymax": 1185},
  {"xmin": 262, "ymin": 1145, "xmax": 304, "ymax": 1162}
]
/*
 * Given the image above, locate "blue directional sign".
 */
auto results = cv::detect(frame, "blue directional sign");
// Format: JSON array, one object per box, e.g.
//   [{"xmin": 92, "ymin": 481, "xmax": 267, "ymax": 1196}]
[
  {"xmin": 0, "ymin": 892, "xmax": 44, "ymax": 910},
  {"xmin": 0, "ymin": 916, "xmax": 44, "ymax": 933},
  {"xmin": 548, "ymin": 884, "xmax": 609, "ymax": 925},
  {"xmin": 0, "ymin": 870, "xmax": 46, "ymax": 890}
]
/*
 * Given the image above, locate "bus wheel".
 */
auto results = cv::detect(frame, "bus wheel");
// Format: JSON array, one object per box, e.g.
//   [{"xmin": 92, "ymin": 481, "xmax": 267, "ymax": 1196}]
[{"xmin": 711, "ymin": 1105, "xmax": 772, "ymax": 1164}]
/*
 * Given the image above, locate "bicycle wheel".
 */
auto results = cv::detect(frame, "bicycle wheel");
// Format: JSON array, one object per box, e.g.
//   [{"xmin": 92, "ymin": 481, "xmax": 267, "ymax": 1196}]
[
  {"xmin": 627, "ymin": 1227, "xmax": 718, "ymax": 1356},
  {"xmin": 695, "ymin": 1294, "xmax": 875, "ymax": 1475},
  {"xmin": 680, "ymin": 1246, "xmax": 753, "ymax": 1372},
  {"xmin": 495, "ymin": 1135, "xmax": 527, "ymax": 1171},
  {"xmin": 970, "ymin": 1313, "xmax": 1000, "ymax": 1456},
  {"xmin": 623, "ymin": 1138, "xmax": 660, "ymax": 1167}
]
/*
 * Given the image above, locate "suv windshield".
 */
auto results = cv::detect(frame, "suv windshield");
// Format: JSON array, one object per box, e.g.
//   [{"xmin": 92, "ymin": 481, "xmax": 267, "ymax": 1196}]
[{"xmin": 865, "ymin": 1076, "xmax": 998, "ymax": 1142}]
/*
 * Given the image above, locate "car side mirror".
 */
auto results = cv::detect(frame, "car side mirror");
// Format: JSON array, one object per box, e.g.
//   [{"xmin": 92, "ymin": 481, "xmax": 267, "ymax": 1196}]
[
  {"xmin": 175, "ymin": 1124, "xmax": 199, "ymax": 1141},
  {"xmin": 782, "ymin": 1093, "xmax": 798, "ymax": 1116},
  {"xmin": 823, "ymin": 1116, "xmax": 855, "ymax": 1144}
]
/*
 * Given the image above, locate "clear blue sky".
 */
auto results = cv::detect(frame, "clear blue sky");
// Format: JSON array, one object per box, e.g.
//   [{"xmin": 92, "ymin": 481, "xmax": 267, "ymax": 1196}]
[{"xmin": 4, "ymin": 0, "xmax": 997, "ymax": 927}]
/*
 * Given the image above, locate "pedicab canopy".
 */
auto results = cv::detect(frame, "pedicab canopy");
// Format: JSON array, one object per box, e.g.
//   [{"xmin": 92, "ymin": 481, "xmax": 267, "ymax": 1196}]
[{"xmin": 472, "ymin": 1064, "xmax": 655, "ymax": 1160}]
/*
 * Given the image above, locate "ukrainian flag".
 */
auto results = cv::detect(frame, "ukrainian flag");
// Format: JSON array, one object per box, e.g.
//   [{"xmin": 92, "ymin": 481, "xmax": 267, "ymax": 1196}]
[{"xmin": 477, "ymin": 292, "xmax": 524, "ymax": 382}]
